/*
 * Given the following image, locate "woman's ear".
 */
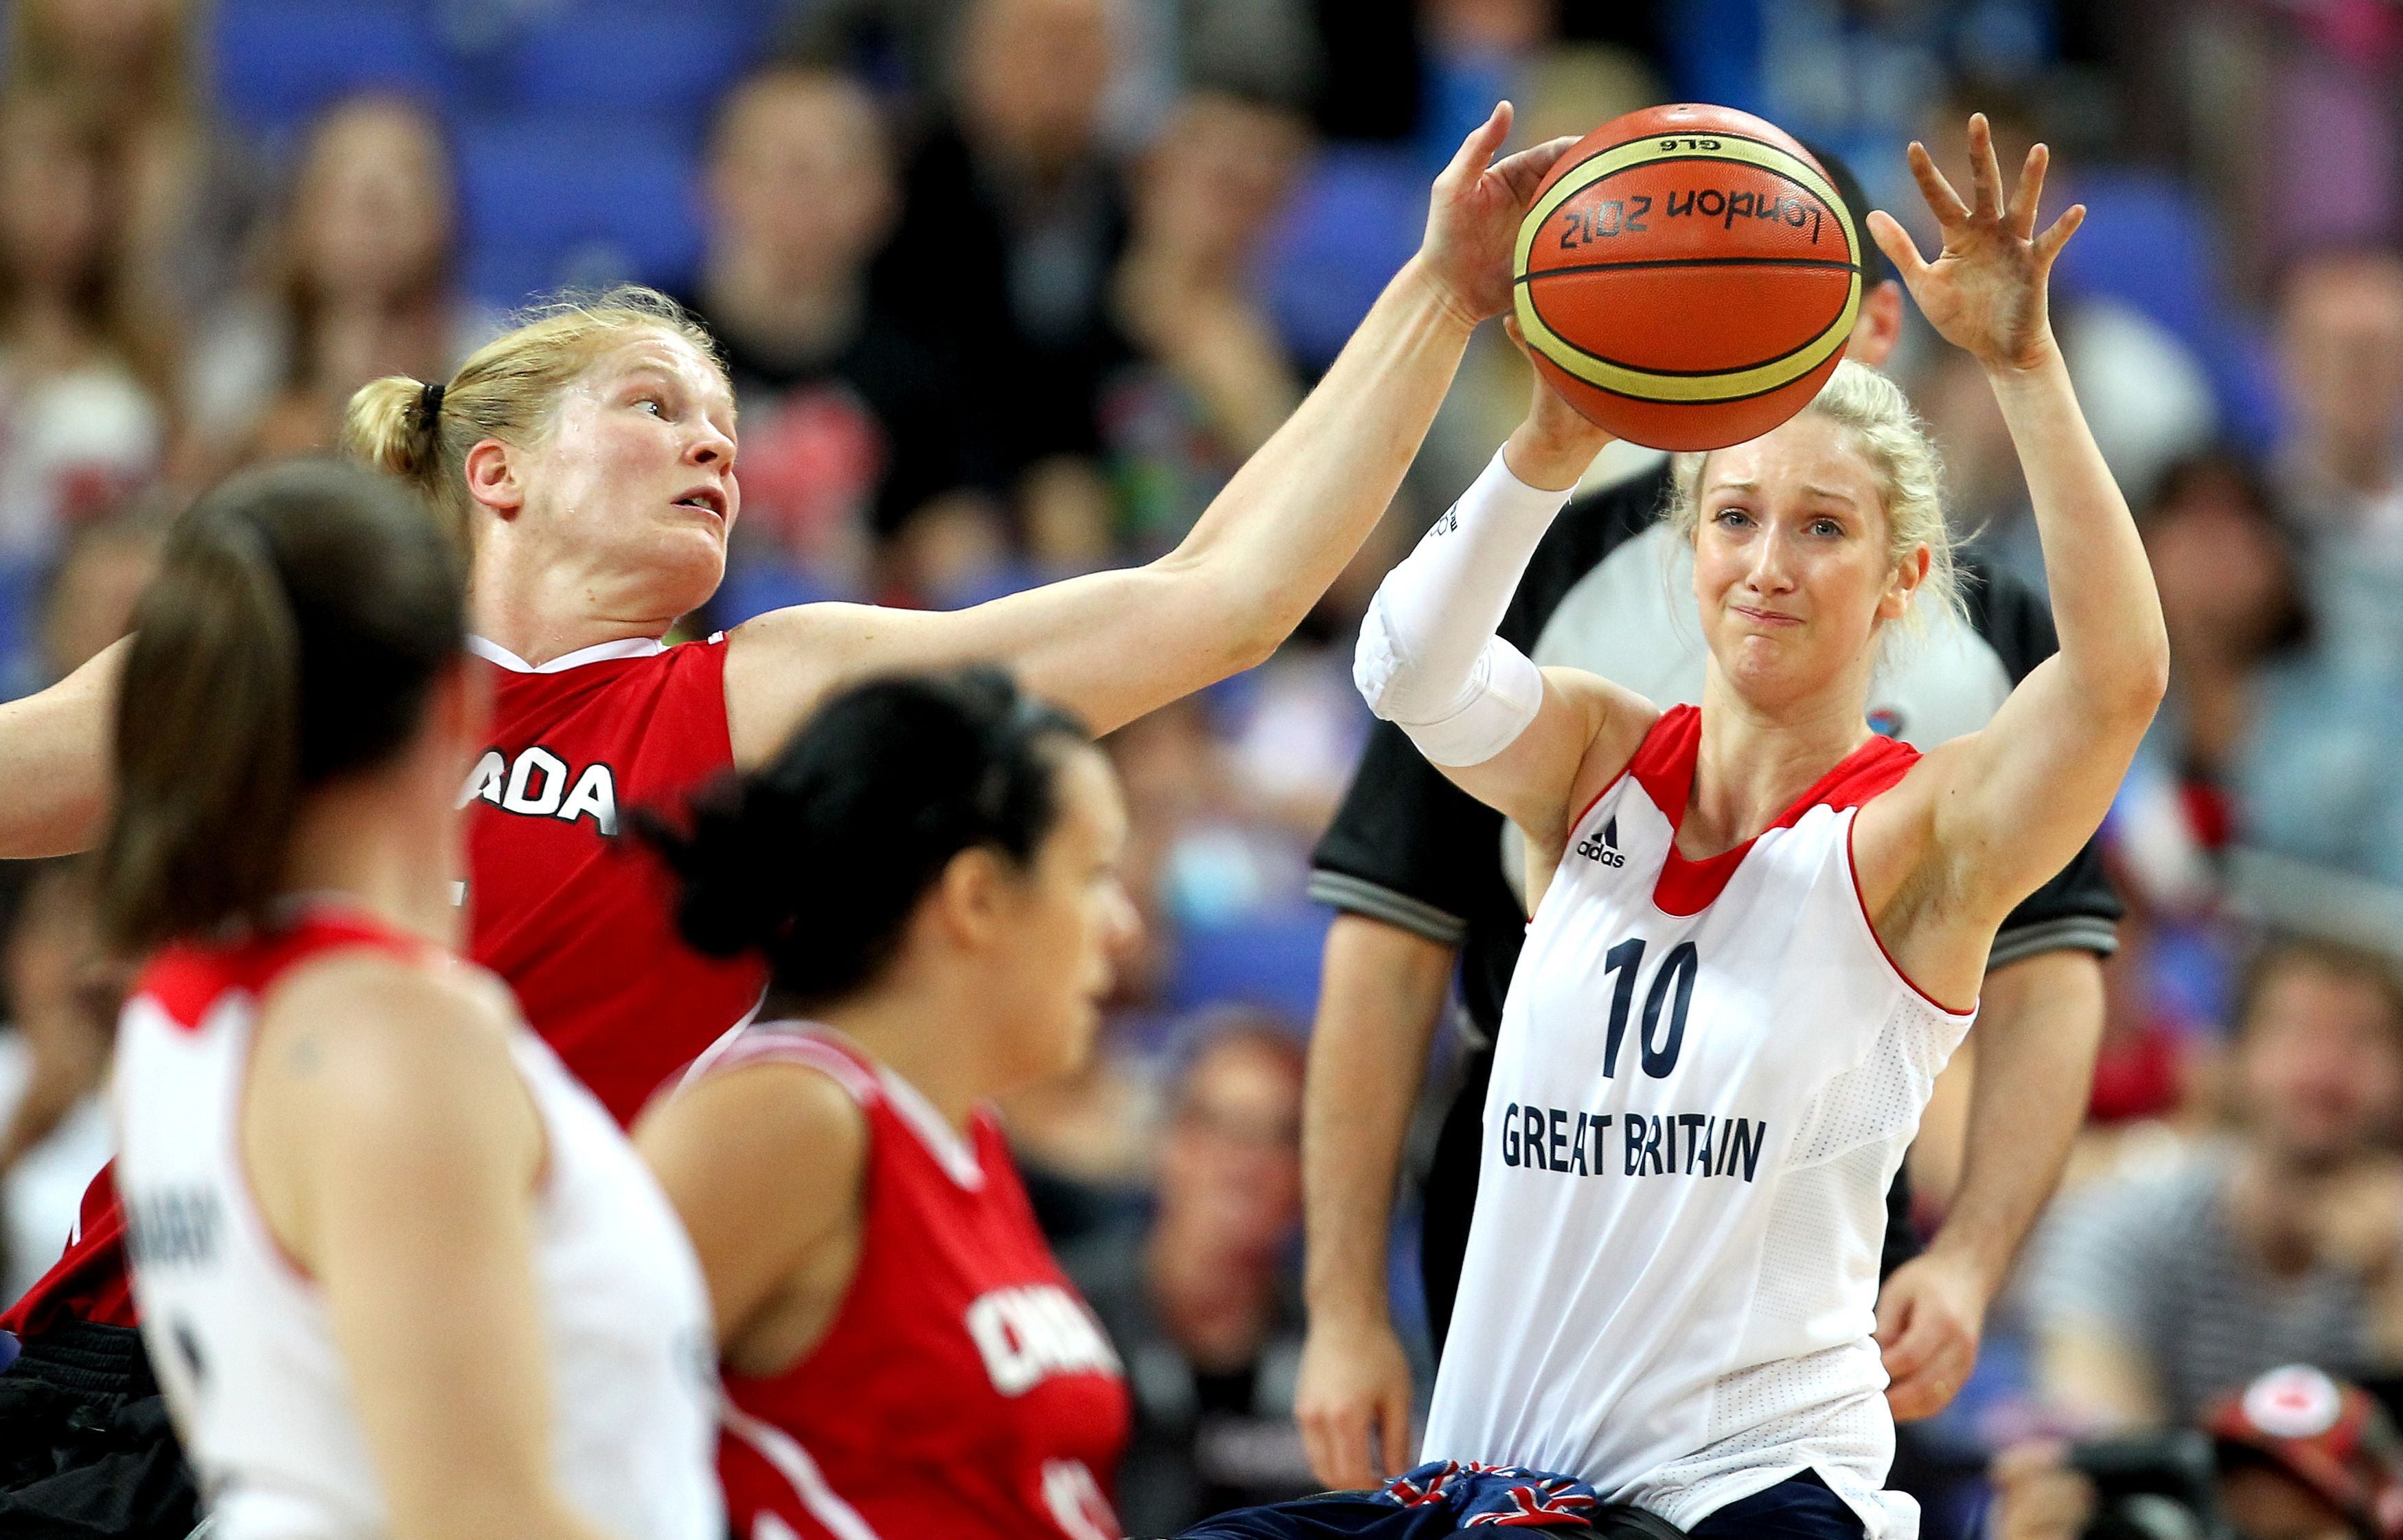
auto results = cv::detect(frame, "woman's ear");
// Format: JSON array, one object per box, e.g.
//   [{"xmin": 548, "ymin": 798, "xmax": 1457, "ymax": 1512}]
[
  {"xmin": 929, "ymin": 846, "xmax": 1013, "ymax": 952},
  {"xmin": 1881, "ymin": 544, "xmax": 1931, "ymax": 623},
  {"xmin": 462, "ymin": 438, "xmax": 524, "ymax": 520}
]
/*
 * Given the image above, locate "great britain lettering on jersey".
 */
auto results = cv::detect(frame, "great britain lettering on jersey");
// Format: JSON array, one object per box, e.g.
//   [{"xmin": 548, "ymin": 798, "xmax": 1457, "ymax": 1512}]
[{"xmin": 1498, "ymin": 1104, "xmax": 1766, "ymax": 1182}]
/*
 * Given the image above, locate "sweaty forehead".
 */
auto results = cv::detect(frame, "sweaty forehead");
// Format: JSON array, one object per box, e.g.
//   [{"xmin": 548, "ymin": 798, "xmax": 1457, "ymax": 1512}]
[
  {"xmin": 1707, "ymin": 420, "xmax": 1877, "ymax": 500},
  {"xmin": 597, "ymin": 332, "xmax": 734, "ymax": 407}
]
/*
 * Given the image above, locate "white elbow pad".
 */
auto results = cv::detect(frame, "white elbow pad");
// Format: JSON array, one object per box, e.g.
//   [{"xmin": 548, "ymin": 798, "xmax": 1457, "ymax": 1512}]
[
  {"xmin": 1356, "ymin": 595, "xmax": 1544, "ymax": 766},
  {"xmin": 1352, "ymin": 446, "xmax": 1568, "ymax": 766},
  {"xmin": 1403, "ymin": 636, "xmax": 1545, "ymax": 766}
]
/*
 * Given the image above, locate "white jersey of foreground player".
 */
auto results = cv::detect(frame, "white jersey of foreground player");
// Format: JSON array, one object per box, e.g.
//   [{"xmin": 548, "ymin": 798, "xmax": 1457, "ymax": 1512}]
[
  {"xmin": 1421, "ymin": 706, "xmax": 1973, "ymax": 1540},
  {"xmin": 112, "ymin": 919, "xmax": 724, "ymax": 1540}
]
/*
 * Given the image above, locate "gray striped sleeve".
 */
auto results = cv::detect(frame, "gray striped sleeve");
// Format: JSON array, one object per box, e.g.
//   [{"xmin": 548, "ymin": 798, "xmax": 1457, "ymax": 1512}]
[
  {"xmin": 1990, "ymin": 913, "xmax": 2120, "ymax": 968},
  {"xmin": 1305, "ymin": 871, "xmax": 1470, "ymax": 948}
]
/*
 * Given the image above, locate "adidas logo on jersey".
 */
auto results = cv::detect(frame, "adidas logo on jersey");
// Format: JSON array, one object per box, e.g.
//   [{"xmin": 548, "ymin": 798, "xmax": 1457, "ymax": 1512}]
[
  {"xmin": 461, "ymin": 748, "xmax": 619, "ymax": 834},
  {"xmin": 1575, "ymin": 816, "xmax": 1626, "ymax": 867},
  {"xmin": 964, "ymin": 1284, "xmax": 1123, "ymax": 1397}
]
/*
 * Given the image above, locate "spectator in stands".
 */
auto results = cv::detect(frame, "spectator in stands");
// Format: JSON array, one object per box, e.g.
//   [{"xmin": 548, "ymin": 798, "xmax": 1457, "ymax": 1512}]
[
  {"xmin": 682, "ymin": 63, "xmax": 1002, "ymax": 607},
  {"xmin": 1109, "ymin": 90, "xmax": 1309, "ymax": 555},
  {"xmin": 2025, "ymin": 938, "xmax": 2403, "ymax": 1429},
  {"xmin": 1992, "ymin": 1364, "xmax": 2403, "ymax": 1540},
  {"xmin": 775, "ymin": 0, "xmax": 1318, "ymax": 141},
  {"xmin": 2273, "ymin": 249, "xmax": 2403, "ymax": 680},
  {"xmin": 2145, "ymin": 456, "xmax": 2312, "ymax": 808},
  {"xmin": 183, "ymin": 95, "xmax": 483, "ymax": 468},
  {"xmin": 1067, "ymin": 1015, "xmax": 1318, "ymax": 1535},
  {"xmin": 2106, "ymin": 452, "xmax": 2313, "ymax": 909},
  {"xmin": 7, "ymin": 0, "xmax": 251, "ymax": 325},
  {"xmin": 0, "ymin": 89, "xmax": 164, "ymax": 573},
  {"xmin": 2, "ymin": 499, "xmax": 167, "ymax": 699},
  {"xmin": 0, "ymin": 858, "xmax": 110, "ymax": 1304},
  {"xmin": 874, "ymin": 0, "xmax": 1133, "ymax": 566}
]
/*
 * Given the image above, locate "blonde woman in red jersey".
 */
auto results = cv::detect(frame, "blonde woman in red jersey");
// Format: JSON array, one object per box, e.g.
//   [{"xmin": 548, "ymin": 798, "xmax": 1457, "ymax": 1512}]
[
  {"xmin": 0, "ymin": 106, "xmax": 1568, "ymax": 1368},
  {"xmin": 633, "ymin": 667, "xmax": 1137, "ymax": 1540},
  {"xmin": 0, "ymin": 104, "xmax": 1566, "ymax": 1129}
]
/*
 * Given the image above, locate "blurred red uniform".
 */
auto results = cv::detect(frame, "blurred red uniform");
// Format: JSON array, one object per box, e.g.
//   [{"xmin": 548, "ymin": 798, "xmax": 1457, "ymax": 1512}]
[
  {"xmin": 7, "ymin": 634, "xmax": 762, "ymax": 1333},
  {"xmin": 698, "ymin": 1027, "xmax": 1131, "ymax": 1540}
]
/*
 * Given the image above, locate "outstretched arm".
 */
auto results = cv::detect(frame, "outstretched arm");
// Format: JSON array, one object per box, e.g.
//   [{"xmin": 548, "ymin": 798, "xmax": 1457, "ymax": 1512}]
[
  {"xmin": 722, "ymin": 107, "xmax": 1576, "ymax": 762},
  {"xmin": 0, "ymin": 639, "xmax": 122, "ymax": 858},
  {"xmin": 1862, "ymin": 119, "xmax": 2166, "ymax": 952}
]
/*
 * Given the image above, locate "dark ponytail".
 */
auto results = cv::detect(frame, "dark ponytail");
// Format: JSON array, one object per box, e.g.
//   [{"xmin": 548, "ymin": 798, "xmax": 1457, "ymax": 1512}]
[
  {"xmin": 98, "ymin": 459, "xmax": 465, "ymax": 954},
  {"xmin": 643, "ymin": 668, "xmax": 1089, "ymax": 1008}
]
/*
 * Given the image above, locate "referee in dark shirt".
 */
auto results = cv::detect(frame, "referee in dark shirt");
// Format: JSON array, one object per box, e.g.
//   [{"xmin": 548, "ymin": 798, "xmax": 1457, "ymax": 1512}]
[{"xmin": 1291, "ymin": 151, "xmax": 2122, "ymax": 1491}]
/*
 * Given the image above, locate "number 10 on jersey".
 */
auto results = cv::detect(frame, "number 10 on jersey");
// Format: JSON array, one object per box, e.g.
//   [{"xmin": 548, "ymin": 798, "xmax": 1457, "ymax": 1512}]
[{"xmin": 1600, "ymin": 939, "xmax": 1697, "ymax": 1079}]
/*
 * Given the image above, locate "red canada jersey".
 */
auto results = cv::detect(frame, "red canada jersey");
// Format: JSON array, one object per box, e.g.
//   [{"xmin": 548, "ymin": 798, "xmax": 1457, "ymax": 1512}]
[
  {"xmin": 463, "ymin": 632, "xmax": 768, "ymax": 1125},
  {"xmin": 697, "ymin": 1026, "xmax": 1131, "ymax": 1540}
]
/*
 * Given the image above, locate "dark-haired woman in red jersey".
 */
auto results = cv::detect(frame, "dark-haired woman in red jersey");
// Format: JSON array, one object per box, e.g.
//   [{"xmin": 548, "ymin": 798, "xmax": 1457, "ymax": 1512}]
[{"xmin": 636, "ymin": 668, "xmax": 1136, "ymax": 1540}]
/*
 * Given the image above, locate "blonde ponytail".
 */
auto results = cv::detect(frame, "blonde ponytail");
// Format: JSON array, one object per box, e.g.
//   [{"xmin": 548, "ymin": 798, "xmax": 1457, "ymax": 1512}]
[
  {"xmin": 342, "ymin": 374, "xmax": 443, "ymax": 485},
  {"xmin": 341, "ymin": 286, "xmax": 721, "ymax": 547}
]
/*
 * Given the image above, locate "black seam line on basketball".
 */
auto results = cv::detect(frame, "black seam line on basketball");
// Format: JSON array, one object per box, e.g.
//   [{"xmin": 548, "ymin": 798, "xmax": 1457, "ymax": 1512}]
[
  {"xmin": 1532, "ymin": 310, "xmax": 1849, "ymax": 380},
  {"xmin": 1517, "ymin": 257, "xmax": 1862, "ymax": 283},
  {"xmin": 1563, "ymin": 362, "xmax": 1849, "ymax": 409},
  {"xmin": 1569, "ymin": 126, "xmax": 1830, "ymax": 168}
]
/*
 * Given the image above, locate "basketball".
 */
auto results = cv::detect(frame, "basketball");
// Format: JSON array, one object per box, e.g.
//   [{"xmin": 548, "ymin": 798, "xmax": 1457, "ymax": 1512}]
[{"xmin": 1513, "ymin": 103, "xmax": 1863, "ymax": 451}]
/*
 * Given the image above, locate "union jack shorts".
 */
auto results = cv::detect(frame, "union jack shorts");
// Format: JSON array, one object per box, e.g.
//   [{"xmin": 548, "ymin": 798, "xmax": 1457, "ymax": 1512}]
[{"xmin": 1172, "ymin": 1459, "xmax": 1615, "ymax": 1537}]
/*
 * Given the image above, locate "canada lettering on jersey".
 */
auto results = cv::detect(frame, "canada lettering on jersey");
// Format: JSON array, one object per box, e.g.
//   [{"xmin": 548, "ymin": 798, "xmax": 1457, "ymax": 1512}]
[
  {"xmin": 1499, "ymin": 1102, "xmax": 1768, "ymax": 1182},
  {"xmin": 461, "ymin": 746, "xmax": 619, "ymax": 834},
  {"xmin": 965, "ymin": 1284, "xmax": 1123, "ymax": 1397}
]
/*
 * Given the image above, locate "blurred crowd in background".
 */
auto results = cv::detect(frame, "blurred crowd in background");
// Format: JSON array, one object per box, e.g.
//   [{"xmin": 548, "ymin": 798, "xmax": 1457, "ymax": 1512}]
[{"xmin": 0, "ymin": 0, "xmax": 2400, "ymax": 1535}]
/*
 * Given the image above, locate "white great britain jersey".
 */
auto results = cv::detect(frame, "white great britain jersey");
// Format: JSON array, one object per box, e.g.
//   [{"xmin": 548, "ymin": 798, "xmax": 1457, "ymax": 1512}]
[
  {"xmin": 112, "ymin": 908, "xmax": 723, "ymax": 1540},
  {"xmin": 1423, "ymin": 705, "xmax": 1975, "ymax": 1540}
]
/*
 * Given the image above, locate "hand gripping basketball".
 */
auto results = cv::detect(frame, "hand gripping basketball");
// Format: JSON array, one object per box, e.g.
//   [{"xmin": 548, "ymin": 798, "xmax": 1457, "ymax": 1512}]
[
  {"xmin": 1865, "ymin": 113, "xmax": 2086, "ymax": 374},
  {"xmin": 1415, "ymin": 102, "xmax": 1581, "ymax": 327}
]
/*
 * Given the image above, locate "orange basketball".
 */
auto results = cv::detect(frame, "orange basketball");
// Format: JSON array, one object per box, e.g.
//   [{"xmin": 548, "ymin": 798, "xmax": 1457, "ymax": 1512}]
[{"xmin": 1513, "ymin": 104, "xmax": 1863, "ymax": 451}]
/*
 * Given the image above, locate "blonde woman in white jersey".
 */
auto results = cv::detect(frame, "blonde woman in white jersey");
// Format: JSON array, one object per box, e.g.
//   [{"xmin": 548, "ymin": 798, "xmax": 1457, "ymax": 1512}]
[
  {"xmin": 100, "ymin": 461, "xmax": 720, "ymax": 1540},
  {"xmin": 1351, "ymin": 118, "xmax": 2165, "ymax": 1540}
]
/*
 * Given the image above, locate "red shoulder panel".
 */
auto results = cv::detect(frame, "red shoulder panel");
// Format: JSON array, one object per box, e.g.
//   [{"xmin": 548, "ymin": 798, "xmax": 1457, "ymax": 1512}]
[
  {"xmin": 138, "ymin": 912, "xmax": 422, "ymax": 1035},
  {"xmin": 1629, "ymin": 703, "xmax": 1704, "ymax": 829},
  {"xmin": 1644, "ymin": 713, "xmax": 1920, "ymax": 917}
]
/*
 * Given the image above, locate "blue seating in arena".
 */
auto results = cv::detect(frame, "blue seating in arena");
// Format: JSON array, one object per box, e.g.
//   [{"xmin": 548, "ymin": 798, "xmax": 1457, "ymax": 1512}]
[
  {"xmin": 1167, "ymin": 906, "xmax": 1334, "ymax": 1024},
  {"xmin": 212, "ymin": 0, "xmax": 450, "ymax": 135},
  {"xmin": 503, "ymin": 2, "xmax": 755, "ymax": 115},
  {"xmin": 1258, "ymin": 147, "xmax": 1431, "ymax": 371},
  {"xmin": 2054, "ymin": 171, "xmax": 2218, "ymax": 354},
  {"xmin": 455, "ymin": 117, "xmax": 703, "ymax": 309},
  {"xmin": 2051, "ymin": 170, "xmax": 2278, "ymax": 448},
  {"xmin": 212, "ymin": 1, "xmax": 739, "ymax": 308}
]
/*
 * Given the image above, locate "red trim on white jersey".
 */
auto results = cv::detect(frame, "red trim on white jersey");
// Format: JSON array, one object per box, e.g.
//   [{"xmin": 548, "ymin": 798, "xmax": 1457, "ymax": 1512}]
[
  {"xmin": 1621, "ymin": 704, "xmax": 1918, "ymax": 916},
  {"xmin": 1843, "ymin": 820, "xmax": 1977, "ymax": 1019}
]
